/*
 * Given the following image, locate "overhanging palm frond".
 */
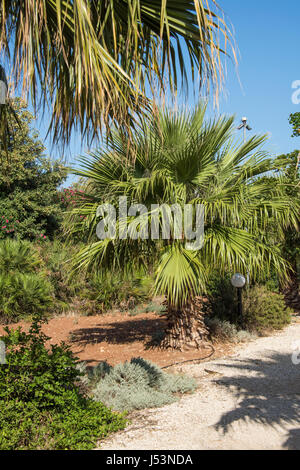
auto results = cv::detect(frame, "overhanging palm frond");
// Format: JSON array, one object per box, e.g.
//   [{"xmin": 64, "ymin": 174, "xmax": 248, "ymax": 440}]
[
  {"xmin": 0, "ymin": 1, "xmax": 236, "ymax": 145},
  {"xmin": 0, "ymin": 66, "xmax": 21, "ymax": 155}
]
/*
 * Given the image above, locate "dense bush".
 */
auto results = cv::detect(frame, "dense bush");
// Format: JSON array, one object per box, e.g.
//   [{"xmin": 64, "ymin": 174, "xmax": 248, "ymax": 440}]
[
  {"xmin": 37, "ymin": 240, "xmax": 82, "ymax": 312},
  {"xmin": 0, "ymin": 320, "xmax": 80, "ymax": 407},
  {"xmin": 243, "ymin": 286, "xmax": 292, "ymax": 333},
  {"xmin": 0, "ymin": 240, "xmax": 53, "ymax": 322},
  {"xmin": 0, "ymin": 318, "xmax": 126, "ymax": 450},
  {"xmin": 0, "ymin": 239, "xmax": 39, "ymax": 273},
  {"xmin": 36, "ymin": 241, "xmax": 154, "ymax": 316},
  {"xmin": 0, "ymin": 398, "xmax": 125, "ymax": 450},
  {"xmin": 205, "ymin": 317, "xmax": 256, "ymax": 343},
  {"xmin": 89, "ymin": 357, "xmax": 196, "ymax": 412},
  {"xmin": 87, "ymin": 272, "xmax": 153, "ymax": 313},
  {"xmin": 206, "ymin": 275, "xmax": 237, "ymax": 323},
  {"xmin": 0, "ymin": 273, "xmax": 53, "ymax": 322},
  {"xmin": 206, "ymin": 273, "xmax": 292, "ymax": 335}
]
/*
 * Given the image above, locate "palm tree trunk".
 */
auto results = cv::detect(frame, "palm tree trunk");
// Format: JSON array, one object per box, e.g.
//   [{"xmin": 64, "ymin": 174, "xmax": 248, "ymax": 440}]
[
  {"xmin": 160, "ymin": 298, "xmax": 209, "ymax": 351},
  {"xmin": 282, "ymin": 261, "xmax": 300, "ymax": 312}
]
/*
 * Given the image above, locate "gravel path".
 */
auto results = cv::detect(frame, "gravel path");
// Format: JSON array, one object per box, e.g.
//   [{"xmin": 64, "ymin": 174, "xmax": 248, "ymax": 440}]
[{"xmin": 100, "ymin": 321, "xmax": 300, "ymax": 450}]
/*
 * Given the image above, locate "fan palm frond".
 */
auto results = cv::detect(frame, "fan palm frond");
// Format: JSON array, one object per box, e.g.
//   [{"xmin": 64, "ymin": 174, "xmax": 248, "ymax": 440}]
[{"xmin": 0, "ymin": 0, "xmax": 236, "ymax": 144}]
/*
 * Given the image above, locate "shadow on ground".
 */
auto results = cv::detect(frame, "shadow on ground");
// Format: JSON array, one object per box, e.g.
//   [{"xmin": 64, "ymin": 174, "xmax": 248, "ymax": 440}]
[
  {"xmin": 69, "ymin": 317, "xmax": 166, "ymax": 346},
  {"xmin": 213, "ymin": 352, "xmax": 300, "ymax": 449}
]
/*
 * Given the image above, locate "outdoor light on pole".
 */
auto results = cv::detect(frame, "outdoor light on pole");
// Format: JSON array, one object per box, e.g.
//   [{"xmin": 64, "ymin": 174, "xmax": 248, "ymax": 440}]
[
  {"xmin": 231, "ymin": 273, "xmax": 246, "ymax": 321},
  {"xmin": 0, "ymin": 66, "xmax": 8, "ymax": 105},
  {"xmin": 237, "ymin": 117, "xmax": 252, "ymax": 143}
]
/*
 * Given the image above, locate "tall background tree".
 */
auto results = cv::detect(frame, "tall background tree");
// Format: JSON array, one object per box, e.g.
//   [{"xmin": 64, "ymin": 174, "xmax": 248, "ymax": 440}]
[
  {"xmin": 273, "ymin": 112, "xmax": 300, "ymax": 311},
  {"xmin": 274, "ymin": 150, "xmax": 300, "ymax": 311},
  {"xmin": 0, "ymin": 0, "xmax": 235, "ymax": 145},
  {"xmin": 0, "ymin": 98, "xmax": 67, "ymax": 240}
]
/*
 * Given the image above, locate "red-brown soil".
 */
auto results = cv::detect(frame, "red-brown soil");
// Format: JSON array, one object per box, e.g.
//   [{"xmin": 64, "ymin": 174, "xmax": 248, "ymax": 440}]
[{"xmin": 0, "ymin": 311, "xmax": 235, "ymax": 368}]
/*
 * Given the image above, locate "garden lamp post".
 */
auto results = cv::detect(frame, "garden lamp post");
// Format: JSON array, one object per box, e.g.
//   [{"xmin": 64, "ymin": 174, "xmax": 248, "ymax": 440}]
[
  {"xmin": 0, "ymin": 66, "xmax": 7, "ymax": 105},
  {"xmin": 231, "ymin": 273, "xmax": 246, "ymax": 321},
  {"xmin": 237, "ymin": 117, "xmax": 252, "ymax": 143},
  {"xmin": 237, "ymin": 119, "xmax": 252, "ymax": 283}
]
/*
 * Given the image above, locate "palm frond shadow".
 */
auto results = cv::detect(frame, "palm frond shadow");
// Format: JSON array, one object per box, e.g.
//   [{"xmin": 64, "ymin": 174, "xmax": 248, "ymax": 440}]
[
  {"xmin": 283, "ymin": 428, "xmax": 300, "ymax": 450},
  {"xmin": 69, "ymin": 317, "xmax": 167, "ymax": 347},
  {"xmin": 213, "ymin": 352, "xmax": 300, "ymax": 449}
]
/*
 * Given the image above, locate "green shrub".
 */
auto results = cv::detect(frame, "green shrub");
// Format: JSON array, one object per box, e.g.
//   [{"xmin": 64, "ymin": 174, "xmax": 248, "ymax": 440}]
[
  {"xmin": 90, "ymin": 357, "xmax": 196, "ymax": 412},
  {"xmin": 0, "ymin": 239, "xmax": 54, "ymax": 322},
  {"xmin": 0, "ymin": 273, "xmax": 53, "ymax": 322},
  {"xmin": 0, "ymin": 319, "xmax": 81, "ymax": 407},
  {"xmin": 0, "ymin": 318, "xmax": 126, "ymax": 449},
  {"xmin": 37, "ymin": 242, "xmax": 154, "ymax": 316},
  {"xmin": 205, "ymin": 317, "xmax": 256, "ymax": 343},
  {"xmin": 243, "ymin": 286, "xmax": 292, "ymax": 333},
  {"xmin": 37, "ymin": 241, "xmax": 155, "ymax": 316},
  {"xmin": 206, "ymin": 275, "xmax": 237, "ymax": 323},
  {"xmin": 87, "ymin": 271, "xmax": 153, "ymax": 312},
  {"xmin": 37, "ymin": 240, "xmax": 82, "ymax": 312},
  {"xmin": 206, "ymin": 317, "xmax": 238, "ymax": 342},
  {"xmin": 127, "ymin": 301, "xmax": 166, "ymax": 318},
  {"xmin": 0, "ymin": 397, "xmax": 126, "ymax": 450},
  {"xmin": 144, "ymin": 302, "xmax": 167, "ymax": 316},
  {"xmin": 88, "ymin": 360, "xmax": 113, "ymax": 383},
  {"xmin": 0, "ymin": 239, "xmax": 39, "ymax": 274},
  {"xmin": 206, "ymin": 274, "xmax": 291, "ymax": 335}
]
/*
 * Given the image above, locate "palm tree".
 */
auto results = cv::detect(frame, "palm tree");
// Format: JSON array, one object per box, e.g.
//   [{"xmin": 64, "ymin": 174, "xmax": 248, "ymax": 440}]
[
  {"xmin": 0, "ymin": 1, "xmax": 235, "ymax": 144},
  {"xmin": 69, "ymin": 106, "xmax": 298, "ymax": 350}
]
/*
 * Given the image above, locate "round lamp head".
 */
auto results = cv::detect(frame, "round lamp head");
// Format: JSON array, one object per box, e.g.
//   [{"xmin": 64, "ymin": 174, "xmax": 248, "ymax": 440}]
[{"xmin": 231, "ymin": 273, "xmax": 246, "ymax": 288}]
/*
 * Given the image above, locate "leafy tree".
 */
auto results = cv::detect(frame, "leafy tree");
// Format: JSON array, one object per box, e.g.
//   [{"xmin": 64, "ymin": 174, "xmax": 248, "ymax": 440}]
[
  {"xmin": 288, "ymin": 112, "xmax": 300, "ymax": 169},
  {"xmin": 274, "ymin": 151, "xmax": 300, "ymax": 310},
  {"xmin": 70, "ymin": 106, "xmax": 297, "ymax": 350},
  {"xmin": 289, "ymin": 112, "xmax": 300, "ymax": 138},
  {"xmin": 0, "ymin": 1, "xmax": 236, "ymax": 144},
  {"xmin": 0, "ymin": 98, "xmax": 67, "ymax": 240}
]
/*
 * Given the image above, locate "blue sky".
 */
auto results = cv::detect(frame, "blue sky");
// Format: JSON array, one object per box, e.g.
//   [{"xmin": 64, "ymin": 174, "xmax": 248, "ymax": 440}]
[
  {"xmin": 213, "ymin": 0, "xmax": 300, "ymax": 156},
  {"xmin": 33, "ymin": 0, "xmax": 300, "ymax": 181}
]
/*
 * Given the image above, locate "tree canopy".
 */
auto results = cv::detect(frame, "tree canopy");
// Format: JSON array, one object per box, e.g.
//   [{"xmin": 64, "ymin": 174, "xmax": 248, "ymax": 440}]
[{"xmin": 0, "ymin": 99, "xmax": 67, "ymax": 239}]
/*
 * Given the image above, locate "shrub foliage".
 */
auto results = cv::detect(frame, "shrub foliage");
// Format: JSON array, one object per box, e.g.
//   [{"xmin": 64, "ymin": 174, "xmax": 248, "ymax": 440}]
[
  {"xmin": 0, "ymin": 99, "xmax": 67, "ymax": 241},
  {"xmin": 89, "ymin": 357, "xmax": 197, "ymax": 412},
  {"xmin": 0, "ymin": 318, "xmax": 126, "ymax": 450},
  {"xmin": 0, "ymin": 240, "xmax": 53, "ymax": 322},
  {"xmin": 243, "ymin": 286, "xmax": 292, "ymax": 333}
]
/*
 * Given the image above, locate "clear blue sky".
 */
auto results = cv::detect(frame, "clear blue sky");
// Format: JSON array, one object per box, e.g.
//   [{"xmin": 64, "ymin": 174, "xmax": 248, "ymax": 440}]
[
  {"xmin": 213, "ymin": 0, "xmax": 300, "ymax": 156},
  {"xmin": 33, "ymin": 0, "xmax": 300, "ymax": 181}
]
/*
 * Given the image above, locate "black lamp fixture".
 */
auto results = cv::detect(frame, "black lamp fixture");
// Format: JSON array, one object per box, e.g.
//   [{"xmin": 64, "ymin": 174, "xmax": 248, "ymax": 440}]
[
  {"xmin": 231, "ymin": 273, "xmax": 246, "ymax": 324},
  {"xmin": 237, "ymin": 117, "xmax": 252, "ymax": 143}
]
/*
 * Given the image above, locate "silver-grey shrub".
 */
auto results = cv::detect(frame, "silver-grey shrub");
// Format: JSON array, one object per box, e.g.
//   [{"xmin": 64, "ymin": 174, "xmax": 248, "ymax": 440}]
[
  {"xmin": 90, "ymin": 357, "xmax": 196, "ymax": 412},
  {"xmin": 206, "ymin": 317, "xmax": 257, "ymax": 344}
]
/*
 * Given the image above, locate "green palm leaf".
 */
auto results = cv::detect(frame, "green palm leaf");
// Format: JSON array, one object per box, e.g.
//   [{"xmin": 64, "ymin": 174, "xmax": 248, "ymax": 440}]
[{"xmin": 0, "ymin": 1, "xmax": 236, "ymax": 144}]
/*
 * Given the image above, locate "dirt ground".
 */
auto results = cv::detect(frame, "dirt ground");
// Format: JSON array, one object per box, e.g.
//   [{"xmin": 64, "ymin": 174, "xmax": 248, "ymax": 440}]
[{"xmin": 0, "ymin": 311, "xmax": 235, "ymax": 368}]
